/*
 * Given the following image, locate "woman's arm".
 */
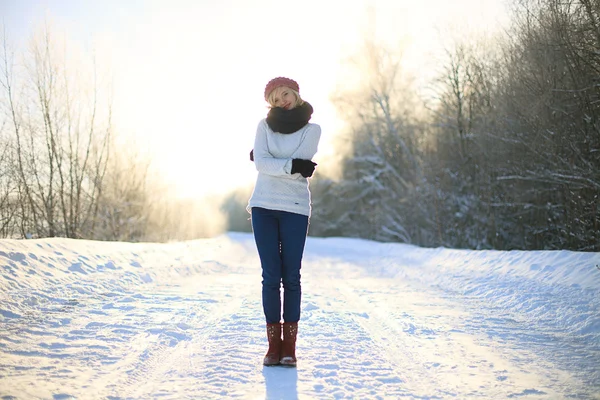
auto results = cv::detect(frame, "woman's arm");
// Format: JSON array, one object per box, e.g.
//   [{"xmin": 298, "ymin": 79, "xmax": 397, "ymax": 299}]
[
  {"xmin": 291, "ymin": 124, "xmax": 321, "ymax": 161},
  {"xmin": 252, "ymin": 121, "xmax": 322, "ymax": 177},
  {"xmin": 252, "ymin": 120, "xmax": 295, "ymax": 177}
]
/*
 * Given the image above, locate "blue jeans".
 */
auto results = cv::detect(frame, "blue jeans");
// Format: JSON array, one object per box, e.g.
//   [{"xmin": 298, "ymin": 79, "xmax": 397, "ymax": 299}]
[{"xmin": 251, "ymin": 207, "xmax": 309, "ymax": 324}]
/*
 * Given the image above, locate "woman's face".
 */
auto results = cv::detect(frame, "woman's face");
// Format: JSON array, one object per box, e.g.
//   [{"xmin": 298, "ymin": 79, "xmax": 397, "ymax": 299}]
[{"xmin": 271, "ymin": 86, "xmax": 297, "ymax": 110}]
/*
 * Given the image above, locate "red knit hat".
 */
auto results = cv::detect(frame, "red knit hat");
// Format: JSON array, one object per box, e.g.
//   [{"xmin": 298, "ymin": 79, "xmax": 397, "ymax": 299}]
[{"xmin": 264, "ymin": 77, "xmax": 299, "ymax": 101}]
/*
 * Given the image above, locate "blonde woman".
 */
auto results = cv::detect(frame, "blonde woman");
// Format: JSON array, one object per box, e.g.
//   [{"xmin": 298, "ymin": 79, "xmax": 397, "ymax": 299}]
[{"xmin": 248, "ymin": 77, "xmax": 321, "ymax": 367}]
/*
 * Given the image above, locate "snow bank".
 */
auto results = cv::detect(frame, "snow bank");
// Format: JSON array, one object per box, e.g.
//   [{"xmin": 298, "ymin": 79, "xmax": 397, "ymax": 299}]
[
  {"xmin": 306, "ymin": 237, "xmax": 600, "ymax": 342},
  {"xmin": 2, "ymin": 234, "xmax": 599, "ymax": 344},
  {"xmin": 0, "ymin": 235, "xmax": 254, "ymax": 323}
]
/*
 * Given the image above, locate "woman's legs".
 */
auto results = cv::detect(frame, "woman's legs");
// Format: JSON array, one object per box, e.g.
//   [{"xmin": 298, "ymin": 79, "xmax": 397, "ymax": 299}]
[
  {"xmin": 252, "ymin": 207, "xmax": 308, "ymax": 367},
  {"xmin": 279, "ymin": 211, "xmax": 309, "ymax": 323},
  {"xmin": 251, "ymin": 207, "xmax": 309, "ymax": 324},
  {"xmin": 251, "ymin": 207, "xmax": 283, "ymax": 324}
]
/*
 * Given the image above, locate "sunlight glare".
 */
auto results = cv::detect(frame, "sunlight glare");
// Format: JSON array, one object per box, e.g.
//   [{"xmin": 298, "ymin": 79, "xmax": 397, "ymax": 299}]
[{"xmin": 16, "ymin": 0, "xmax": 508, "ymax": 200}]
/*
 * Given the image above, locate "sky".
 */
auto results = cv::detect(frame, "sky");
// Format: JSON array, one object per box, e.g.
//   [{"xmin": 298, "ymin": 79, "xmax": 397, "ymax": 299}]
[
  {"xmin": 0, "ymin": 232, "xmax": 598, "ymax": 398},
  {"xmin": 0, "ymin": 0, "xmax": 511, "ymax": 199}
]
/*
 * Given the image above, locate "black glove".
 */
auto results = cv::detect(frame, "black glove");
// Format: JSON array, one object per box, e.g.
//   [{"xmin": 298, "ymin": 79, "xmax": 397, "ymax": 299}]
[
  {"xmin": 291, "ymin": 158, "xmax": 317, "ymax": 178},
  {"xmin": 250, "ymin": 149, "xmax": 254, "ymax": 161}
]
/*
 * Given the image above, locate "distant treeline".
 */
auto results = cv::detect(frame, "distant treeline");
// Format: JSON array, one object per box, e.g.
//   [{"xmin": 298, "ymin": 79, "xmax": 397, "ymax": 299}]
[{"xmin": 226, "ymin": 0, "xmax": 599, "ymax": 251}]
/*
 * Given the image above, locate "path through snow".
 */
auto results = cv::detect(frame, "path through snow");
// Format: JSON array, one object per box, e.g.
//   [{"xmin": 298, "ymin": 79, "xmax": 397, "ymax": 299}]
[{"xmin": 0, "ymin": 233, "xmax": 599, "ymax": 399}]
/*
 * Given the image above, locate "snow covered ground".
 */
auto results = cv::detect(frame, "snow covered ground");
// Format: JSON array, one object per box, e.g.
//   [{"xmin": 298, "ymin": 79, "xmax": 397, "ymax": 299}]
[{"xmin": 0, "ymin": 232, "xmax": 599, "ymax": 399}]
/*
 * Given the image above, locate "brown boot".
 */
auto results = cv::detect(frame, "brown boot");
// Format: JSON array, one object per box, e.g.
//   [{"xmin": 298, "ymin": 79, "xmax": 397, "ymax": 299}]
[
  {"xmin": 280, "ymin": 322, "xmax": 298, "ymax": 367},
  {"xmin": 263, "ymin": 323, "xmax": 282, "ymax": 366}
]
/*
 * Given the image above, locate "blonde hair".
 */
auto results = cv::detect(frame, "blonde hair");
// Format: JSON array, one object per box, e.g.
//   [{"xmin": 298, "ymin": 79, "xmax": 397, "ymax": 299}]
[{"xmin": 266, "ymin": 86, "xmax": 304, "ymax": 109}]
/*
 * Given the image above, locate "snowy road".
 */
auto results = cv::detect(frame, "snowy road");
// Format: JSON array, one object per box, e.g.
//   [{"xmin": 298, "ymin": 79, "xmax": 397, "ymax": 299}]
[{"xmin": 0, "ymin": 233, "xmax": 599, "ymax": 399}]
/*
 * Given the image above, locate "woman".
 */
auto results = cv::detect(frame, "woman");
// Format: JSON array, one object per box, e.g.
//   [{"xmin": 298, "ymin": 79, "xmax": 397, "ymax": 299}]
[{"xmin": 248, "ymin": 76, "xmax": 321, "ymax": 367}]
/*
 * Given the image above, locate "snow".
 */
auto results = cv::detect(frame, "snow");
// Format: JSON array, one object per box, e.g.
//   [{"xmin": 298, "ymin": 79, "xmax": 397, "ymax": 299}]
[{"xmin": 0, "ymin": 232, "xmax": 599, "ymax": 399}]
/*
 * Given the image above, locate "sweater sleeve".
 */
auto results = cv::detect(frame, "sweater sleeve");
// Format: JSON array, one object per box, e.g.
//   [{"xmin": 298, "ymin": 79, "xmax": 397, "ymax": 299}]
[
  {"xmin": 252, "ymin": 120, "xmax": 294, "ymax": 177},
  {"xmin": 291, "ymin": 124, "xmax": 321, "ymax": 161}
]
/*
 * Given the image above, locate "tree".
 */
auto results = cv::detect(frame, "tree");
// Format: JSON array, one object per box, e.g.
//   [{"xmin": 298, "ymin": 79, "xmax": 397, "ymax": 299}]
[
  {"xmin": 0, "ymin": 23, "xmax": 113, "ymax": 239},
  {"xmin": 492, "ymin": 0, "xmax": 600, "ymax": 250},
  {"xmin": 312, "ymin": 40, "xmax": 429, "ymax": 243},
  {"xmin": 426, "ymin": 37, "xmax": 502, "ymax": 248}
]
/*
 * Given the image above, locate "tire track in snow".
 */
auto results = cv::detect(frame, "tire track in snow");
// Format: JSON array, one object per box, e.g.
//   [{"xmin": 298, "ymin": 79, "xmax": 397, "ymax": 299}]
[
  {"xmin": 328, "ymin": 279, "xmax": 514, "ymax": 398},
  {"xmin": 97, "ymin": 274, "xmax": 259, "ymax": 399},
  {"xmin": 338, "ymin": 282, "xmax": 449, "ymax": 396},
  {"xmin": 303, "ymin": 258, "xmax": 579, "ymax": 399},
  {"xmin": 94, "ymin": 297, "xmax": 211, "ymax": 398},
  {"xmin": 340, "ymin": 278, "xmax": 586, "ymax": 398},
  {"xmin": 303, "ymin": 258, "xmax": 452, "ymax": 397},
  {"xmin": 299, "ymin": 279, "xmax": 410, "ymax": 398}
]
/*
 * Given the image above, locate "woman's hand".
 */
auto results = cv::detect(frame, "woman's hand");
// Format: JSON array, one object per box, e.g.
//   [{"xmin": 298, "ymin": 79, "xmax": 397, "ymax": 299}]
[{"xmin": 291, "ymin": 159, "xmax": 317, "ymax": 178}]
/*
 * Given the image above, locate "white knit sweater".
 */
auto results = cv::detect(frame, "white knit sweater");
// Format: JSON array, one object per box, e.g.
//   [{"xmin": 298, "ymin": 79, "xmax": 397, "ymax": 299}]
[{"xmin": 247, "ymin": 118, "xmax": 321, "ymax": 217}]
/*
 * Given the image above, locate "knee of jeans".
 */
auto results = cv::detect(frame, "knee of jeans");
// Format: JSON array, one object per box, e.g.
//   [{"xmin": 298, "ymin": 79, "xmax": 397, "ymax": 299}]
[
  {"xmin": 262, "ymin": 278, "xmax": 281, "ymax": 289},
  {"xmin": 282, "ymin": 276, "xmax": 301, "ymax": 289}
]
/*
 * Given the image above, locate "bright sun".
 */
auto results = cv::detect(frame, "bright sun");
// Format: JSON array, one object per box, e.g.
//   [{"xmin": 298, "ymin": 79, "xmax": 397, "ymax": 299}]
[{"xmin": 102, "ymin": 0, "xmax": 508, "ymax": 200}]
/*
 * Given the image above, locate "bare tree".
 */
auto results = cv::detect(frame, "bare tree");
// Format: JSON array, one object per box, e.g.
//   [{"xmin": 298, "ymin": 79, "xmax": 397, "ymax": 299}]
[
  {"xmin": 0, "ymin": 123, "xmax": 16, "ymax": 237},
  {"xmin": 0, "ymin": 22, "xmax": 112, "ymax": 239},
  {"xmin": 89, "ymin": 140, "xmax": 149, "ymax": 241}
]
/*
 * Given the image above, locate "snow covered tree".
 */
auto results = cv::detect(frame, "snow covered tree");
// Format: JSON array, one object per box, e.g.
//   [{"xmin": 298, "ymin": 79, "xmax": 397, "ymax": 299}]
[
  {"xmin": 426, "ymin": 38, "xmax": 502, "ymax": 248},
  {"xmin": 314, "ymin": 0, "xmax": 599, "ymax": 251},
  {"xmin": 312, "ymin": 40, "xmax": 431, "ymax": 243},
  {"xmin": 490, "ymin": 0, "xmax": 600, "ymax": 250},
  {"xmin": 427, "ymin": 0, "xmax": 600, "ymax": 250}
]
